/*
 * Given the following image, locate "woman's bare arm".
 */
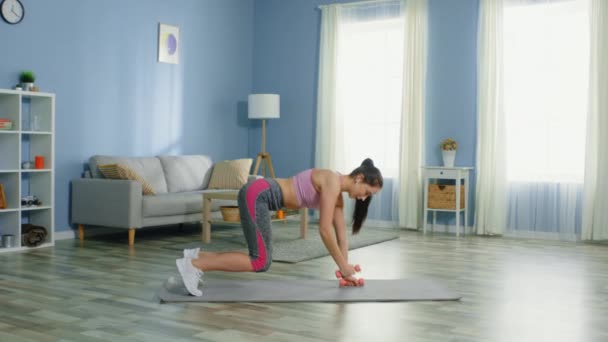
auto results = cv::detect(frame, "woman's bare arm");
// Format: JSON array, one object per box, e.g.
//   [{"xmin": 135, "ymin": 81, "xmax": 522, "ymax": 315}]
[
  {"xmin": 317, "ymin": 171, "xmax": 355, "ymax": 278},
  {"xmin": 333, "ymin": 205, "xmax": 349, "ymax": 263}
]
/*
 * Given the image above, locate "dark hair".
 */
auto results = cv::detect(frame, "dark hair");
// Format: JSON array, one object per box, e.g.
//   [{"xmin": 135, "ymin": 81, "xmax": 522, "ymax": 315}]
[{"xmin": 350, "ymin": 158, "xmax": 383, "ymax": 234}]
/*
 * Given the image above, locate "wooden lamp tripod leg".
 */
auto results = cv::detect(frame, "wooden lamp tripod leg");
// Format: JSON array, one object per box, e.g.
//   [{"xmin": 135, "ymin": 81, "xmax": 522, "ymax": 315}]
[
  {"xmin": 266, "ymin": 154, "xmax": 275, "ymax": 178},
  {"xmin": 253, "ymin": 154, "xmax": 263, "ymax": 176},
  {"xmin": 252, "ymin": 153, "xmax": 275, "ymax": 178}
]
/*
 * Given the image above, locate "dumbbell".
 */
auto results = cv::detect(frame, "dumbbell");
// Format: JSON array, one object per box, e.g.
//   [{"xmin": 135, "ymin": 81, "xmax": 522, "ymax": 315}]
[{"xmin": 335, "ymin": 264, "xmax": 365, "ymax": 287}]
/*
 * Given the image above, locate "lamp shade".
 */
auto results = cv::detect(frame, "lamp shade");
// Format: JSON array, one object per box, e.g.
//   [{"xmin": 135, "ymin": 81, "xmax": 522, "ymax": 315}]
[{"xmin": 248, "ymin": 94, "xmax": 280, "ymax": 119}]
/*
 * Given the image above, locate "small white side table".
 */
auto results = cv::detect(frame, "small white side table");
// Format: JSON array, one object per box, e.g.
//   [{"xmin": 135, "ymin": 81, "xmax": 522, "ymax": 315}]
[{"xmin": 421, "ymin": 166, "xmax": 473, "ymax": 237}]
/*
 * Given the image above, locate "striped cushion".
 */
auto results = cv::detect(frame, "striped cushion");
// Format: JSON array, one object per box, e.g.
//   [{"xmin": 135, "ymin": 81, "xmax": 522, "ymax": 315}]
[
  {"xmin": 98, "ymin": 163, "xmax": 156, "ymax": 195},
  {"xmin": 207, "ymin": 159, "xmax": 253, "ymax": 189}
]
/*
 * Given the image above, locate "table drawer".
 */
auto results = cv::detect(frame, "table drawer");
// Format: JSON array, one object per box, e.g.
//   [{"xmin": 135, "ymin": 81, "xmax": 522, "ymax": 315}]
[{"xmin": 424, "ymin": 168, "xmax": 460, "ymax": 179}]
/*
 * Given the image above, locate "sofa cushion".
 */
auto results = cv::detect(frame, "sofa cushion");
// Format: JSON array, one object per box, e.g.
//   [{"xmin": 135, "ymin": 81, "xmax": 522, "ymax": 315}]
[
  {"xmin": 158, "ymin": 155, "xmax": 213, "ymax": 193},
  {"xmin": 207, "ymin": 158, "xmax": 253, "ymax": 189},
  {"xmin": 142, "ymin": 191, "xmax": 237, "ymax": 217},
  {"xmin": 89, "ymin": 155, "xmax": 169, "ymax": 193},
  {"xmin": 98, "ymin": 163, "xmax": 156, "ymax": 195}
]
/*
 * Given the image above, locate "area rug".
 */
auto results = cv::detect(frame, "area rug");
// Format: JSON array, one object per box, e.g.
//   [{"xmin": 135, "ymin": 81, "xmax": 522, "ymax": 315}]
[
  {"xmin": 165, "ymin": 223, "xmax": 399, "ymax": 263},
  {"xmin": 158, "ymin": 277, "xmax": 461, "ymax": 303}
]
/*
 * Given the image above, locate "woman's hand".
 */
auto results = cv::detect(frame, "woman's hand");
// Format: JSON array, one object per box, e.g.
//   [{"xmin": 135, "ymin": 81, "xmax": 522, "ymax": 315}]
[{"xmin": 338, "ymin": 264, "xmax": 360, "ymax": 285}]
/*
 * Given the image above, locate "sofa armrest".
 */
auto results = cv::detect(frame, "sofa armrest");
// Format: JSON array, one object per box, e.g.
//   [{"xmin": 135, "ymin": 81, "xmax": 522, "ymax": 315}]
[{"xmin": 71, "ymin": 178, "xmax": 143, "ymax": 228}]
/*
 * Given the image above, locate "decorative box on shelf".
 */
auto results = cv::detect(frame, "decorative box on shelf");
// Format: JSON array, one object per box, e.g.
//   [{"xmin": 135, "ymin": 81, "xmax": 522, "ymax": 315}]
[
  {"xmin": 0, "ymin": 118, "xmax": 13, "ymax": 130},
  {"xmin": 428, "ymin": 184, "xmax": 465, "ymax": 209}
]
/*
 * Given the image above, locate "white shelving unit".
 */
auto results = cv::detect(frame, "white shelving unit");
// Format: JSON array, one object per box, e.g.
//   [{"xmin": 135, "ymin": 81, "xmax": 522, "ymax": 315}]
[{"xmin": 0, "ymin": 89, "xmax": 54, "ymax": 253}]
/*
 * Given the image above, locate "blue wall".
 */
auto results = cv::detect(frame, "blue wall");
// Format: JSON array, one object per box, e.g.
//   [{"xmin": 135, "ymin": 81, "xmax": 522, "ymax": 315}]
[
  {"xmin": 0, "ymin": 0, "xmax": 254, "ymax": 233},
  {"xmin": 252, "ymin": 0, "xmax": 479, "ymax": 223},
  {"xmin": 426, "ymin": 0, "xmax": 478, "ymax": 224},
  {"xmin": 1, "ymin": 0, "xmax": 482, "ymax": 232}
]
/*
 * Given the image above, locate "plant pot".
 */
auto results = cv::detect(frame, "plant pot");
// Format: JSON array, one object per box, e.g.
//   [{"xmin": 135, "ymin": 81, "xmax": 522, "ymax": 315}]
[
  {"xmin": 442, "ymin": 150, "xmax": 456, "ymax": 167},
  {"xmin": 21, "ymin": 82, "xmax": 34, "ymax": 91}
]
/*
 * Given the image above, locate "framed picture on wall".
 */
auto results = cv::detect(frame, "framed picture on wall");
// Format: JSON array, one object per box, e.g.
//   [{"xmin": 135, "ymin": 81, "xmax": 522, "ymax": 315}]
[
  {"xmin": 158, "ymin": 23, "xmax": 180, "ymax": 64},
  {"xmin": 0, "ymin": 183, "xmax": 6, "ymax": 209}
]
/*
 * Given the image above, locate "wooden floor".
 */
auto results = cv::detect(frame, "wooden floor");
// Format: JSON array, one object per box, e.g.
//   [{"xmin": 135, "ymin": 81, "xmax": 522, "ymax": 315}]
[{"xmin": 1, "ymin": 224, "xmax": 607, "ymax": 342}]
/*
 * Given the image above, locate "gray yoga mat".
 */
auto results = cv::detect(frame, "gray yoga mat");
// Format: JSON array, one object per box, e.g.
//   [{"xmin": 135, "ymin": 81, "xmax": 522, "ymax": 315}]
[{"xmin": 158, "ymin": 276, "xmax": 461, "ymax": 303}]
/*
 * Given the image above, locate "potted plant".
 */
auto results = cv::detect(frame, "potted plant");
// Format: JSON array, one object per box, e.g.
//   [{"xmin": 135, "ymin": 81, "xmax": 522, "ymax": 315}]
[
  {"xmin": 440, "ymin": 137, "xmax": 458, "ymax": 167},
  {"xmin": 19, "ymin": 71, "xmax": 36, "ymax": 91}
]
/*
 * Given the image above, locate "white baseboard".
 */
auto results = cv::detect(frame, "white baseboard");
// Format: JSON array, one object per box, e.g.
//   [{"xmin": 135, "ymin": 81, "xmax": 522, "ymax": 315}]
[
  {"xmin": 503, "ymin": 230, "xmax": 579, "ymax": 242},
  {"xmin": 54, "ymin": 229, "xmax": 76, "ymax": 240}
]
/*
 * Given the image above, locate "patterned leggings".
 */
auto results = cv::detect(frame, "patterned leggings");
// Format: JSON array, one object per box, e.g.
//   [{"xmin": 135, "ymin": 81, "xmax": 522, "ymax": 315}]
[{"xmin": 238, "ymin": 178, "xmax": 283, "ymax": 272}]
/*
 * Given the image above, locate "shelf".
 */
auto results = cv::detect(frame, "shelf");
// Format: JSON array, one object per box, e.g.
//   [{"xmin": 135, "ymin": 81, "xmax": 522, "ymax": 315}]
[
  {"xmin": 21, "ymin": 131, "xmax": 52, "ymax": 135},
  {"xmin": 0, "ymin": 88, "xmax": 55, "ymax": 97},
  {"xmin": 0, "ymin": 131, "xmax": 52, "ymax": 135},
  {"xmin": 0, "ymin": 88, "xmax": 54, "ymax": 253},
  {"xmin": 0, "ymin": 242, "xmax": 54, "ymax": 254},
  {"xmin": 210, "ymin": 211, "xmax": 299, "ymax": 226},
  {"xmin": 0, "ymin": 246, "xmax": 22, "ymax": 253},
  {"xmin": 426, "ymin": 208, "xmax": 466, "ymax": 213},
  {"xmin": 21, "ymin": 206, "xmax": 51, "ymax": 211}
]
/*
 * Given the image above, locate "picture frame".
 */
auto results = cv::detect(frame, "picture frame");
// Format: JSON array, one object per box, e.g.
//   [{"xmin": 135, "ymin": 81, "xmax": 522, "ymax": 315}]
[
  {"xmin": 158, "ymin": 23, "xmax": 180, "ymax": 64},
  {"xmin": 0, "ymin": 183, "xmax": 6, "ymax": 209}
]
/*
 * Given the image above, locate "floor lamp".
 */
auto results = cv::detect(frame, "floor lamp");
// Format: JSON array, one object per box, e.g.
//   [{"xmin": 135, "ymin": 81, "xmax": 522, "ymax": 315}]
[{"xmin": 249, "ymin": 94, "xmax": 280, "ymax": 178}]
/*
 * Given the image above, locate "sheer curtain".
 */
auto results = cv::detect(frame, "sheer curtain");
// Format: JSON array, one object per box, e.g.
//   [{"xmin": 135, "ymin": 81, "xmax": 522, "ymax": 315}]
[
  {"xmin": 397, "ymin": 0, "xmax": 427, "ymax": 229},
  {"xmin": 315, "ymin": 5, "xmax": 341, "ymax": 172},
  {"xmin": 582, "ymin": 0, "xmax": 608, "ymax": 241},
  {"xmin": 477, "ymin": 0, "xmax": 591, "ymax": 239},
  {"xmin": 503, "ymin": 0, "xmax": 589, "ymax": 240},
  {"xmin": 316, "ymin": 0, "xmax": 427, "ymax": 227},
  {"xmin": 475, "ymin": 0, "xmax": 507, "ymax": 236}
]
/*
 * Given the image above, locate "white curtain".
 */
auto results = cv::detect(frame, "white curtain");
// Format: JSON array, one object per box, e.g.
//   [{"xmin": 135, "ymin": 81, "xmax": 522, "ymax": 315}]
[
  {"xmin": 477, "ymin": 0, "xmax": 591, "ymax": 239},
  {"xmin": 582, "ymin": 0, "xmax": 608, "ymax": 241},
  {"xmin": 396, "ymin": 0, "xmax": 427, "ymax": 229},
  {"xmin": 475, "ymin": 0, "xmax": 507, "ymax": 235},
  {"xmin": 316, "ymin": 0, "xmax": 427, "ymax": 227},
  {"xmin": 315, "ymin": 5, "xmax": 341, "ymax": 172},
  {"xmin": 503, "ymin": 0, "xmax": 589, "ymax": 239}
]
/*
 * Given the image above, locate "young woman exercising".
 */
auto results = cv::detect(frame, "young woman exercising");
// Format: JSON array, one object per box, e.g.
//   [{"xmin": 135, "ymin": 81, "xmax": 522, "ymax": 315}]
[{"xmin": 176, "ymin": 158, "xmax": 383, "ymax": 296}]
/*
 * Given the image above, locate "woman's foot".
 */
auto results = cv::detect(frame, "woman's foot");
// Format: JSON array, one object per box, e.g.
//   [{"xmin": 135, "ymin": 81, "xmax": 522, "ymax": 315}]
[{"xmin": 176, "ymin": 258, "xmax": 203, "ymax": 296}]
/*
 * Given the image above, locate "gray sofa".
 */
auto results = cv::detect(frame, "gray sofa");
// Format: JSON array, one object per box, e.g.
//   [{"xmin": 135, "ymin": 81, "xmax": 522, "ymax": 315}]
[{"xmin": 71, "ymin": 155, "xmax": 247, "ymax": 245}]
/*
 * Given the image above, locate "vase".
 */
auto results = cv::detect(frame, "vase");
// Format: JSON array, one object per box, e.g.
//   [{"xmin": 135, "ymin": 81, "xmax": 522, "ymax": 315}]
[
  {"xmin": 22, "ymin": 82, "xmax": 34, "ymax": 91},
  {"xmin": 442, "ymin": 150, "xmax": 456, "ymax": 167}
]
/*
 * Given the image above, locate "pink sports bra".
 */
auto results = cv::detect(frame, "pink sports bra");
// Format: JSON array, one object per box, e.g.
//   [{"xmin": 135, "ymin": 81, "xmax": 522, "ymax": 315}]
[
  {"xmin": 293, "ymin": 169, "xmax": 343, "ymax": 209},
  {"xmin": 293, "ymin": 169, "xmax": 320, "ymax": 209}
]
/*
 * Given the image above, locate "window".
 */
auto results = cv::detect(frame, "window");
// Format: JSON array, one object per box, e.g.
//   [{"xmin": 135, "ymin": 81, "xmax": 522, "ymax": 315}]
[
  {"xmin": 503, "ymin": 0, "xmax": 589, "ymax": 183},
  {"xmin": 335, "ymin": 17, "xmax": 404, "ymax": 178}
]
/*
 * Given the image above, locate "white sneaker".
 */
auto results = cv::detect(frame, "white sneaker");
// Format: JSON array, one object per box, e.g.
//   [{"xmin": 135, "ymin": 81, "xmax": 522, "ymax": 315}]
[
  {"xmin": 183, "ymin": 247, "xmax": 200, "ymax": 259},
  {"xmin": 176, "ymin": 258, "xmax": 203, "ymax": 297},
  {"xmin": 183, "ymin": 248, "xmax": 204, "ymax": 285}
]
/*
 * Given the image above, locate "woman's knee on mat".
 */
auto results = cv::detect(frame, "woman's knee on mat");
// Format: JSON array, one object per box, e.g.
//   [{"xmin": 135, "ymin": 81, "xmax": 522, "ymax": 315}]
[
  {"xmin": 253, "ymin": 259, "xmax": 272, "ymax": 273},
  {"xmin": 251, "ymin": 252, "xmax": 273, "ymax": 272}
]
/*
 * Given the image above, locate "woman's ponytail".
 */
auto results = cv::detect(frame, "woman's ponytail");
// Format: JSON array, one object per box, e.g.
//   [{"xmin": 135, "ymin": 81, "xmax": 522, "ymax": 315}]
[{"xmin": 350, "ymin": 158, "xmax": 383, "ymax": 234}]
